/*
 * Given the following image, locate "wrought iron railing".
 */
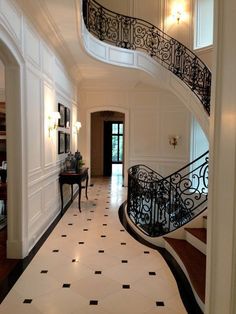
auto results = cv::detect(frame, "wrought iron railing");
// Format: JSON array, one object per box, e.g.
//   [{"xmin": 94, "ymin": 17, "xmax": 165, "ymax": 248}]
[
  {"xmin": 82, "ymin": 0, "xmax": 211, "ymax": 115},
  {"xmin": 127, "ymin": 152, "xmax": 208, "ymax": 237}
]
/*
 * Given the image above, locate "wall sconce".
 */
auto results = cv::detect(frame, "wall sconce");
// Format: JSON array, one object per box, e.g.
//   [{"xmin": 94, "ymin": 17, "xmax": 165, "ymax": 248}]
[
  {"xmin": 169, "ymin": 135, "xmax": 180, "ymax": 149},
  {"xmin": 48, "ymin": 111, "xmax": 61, "ymax": 137},
  {"xmin": 73, "ymin": 121, "xmax": 82, "ymax": 134},
  {"xmin": 172, "ymin": 3, "xmax": 184, "ymax": 24}
]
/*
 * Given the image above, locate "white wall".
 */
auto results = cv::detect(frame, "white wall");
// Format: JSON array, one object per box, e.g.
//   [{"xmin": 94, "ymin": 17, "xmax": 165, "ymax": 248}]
[
  {"xmin": 98, "ymin": 0, "xmax": 163, "ymax": 29},
  {"xmin": 79, "ymin": 87, "xmax": 191, "ymax": 180},
  {"xmin": 0, "ymin": 0, "xmax": 77, "ymax": 256},
  {"xmin": 25, "ymin": 24, "xmax": 77, "ymax": 250}
]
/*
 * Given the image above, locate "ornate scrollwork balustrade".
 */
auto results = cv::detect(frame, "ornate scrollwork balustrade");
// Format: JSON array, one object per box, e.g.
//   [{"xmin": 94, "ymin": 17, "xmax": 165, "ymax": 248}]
[
  {"xmin": 82, "ymin": 0, "xmax": 211, "ymax": 115},
  {"xmin": 127, "ymin": 152, "xmax": 209, "ymax": 237}
]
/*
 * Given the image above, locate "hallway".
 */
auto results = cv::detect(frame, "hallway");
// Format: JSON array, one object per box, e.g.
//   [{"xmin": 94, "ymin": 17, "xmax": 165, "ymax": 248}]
[{"xmin": 0, "ymin": 176, "xmax": 186, "ymax": 314}]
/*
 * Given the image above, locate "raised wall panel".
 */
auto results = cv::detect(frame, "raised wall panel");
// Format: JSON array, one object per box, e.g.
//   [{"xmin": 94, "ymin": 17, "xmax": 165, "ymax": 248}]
[
  {"xmin": 159, "ymin": 109, "xmax": 190, "ymax": 159},
  {"xmin": 28, "ymin": 189, "xmax": 42, "ymax": 222},
  {"xmin": 44, "ymin": 82, "xmax": 56, "ymax": 168},
  {"xmin": 88, "ymin": 39, "xmax": 106, "ymax": 60},
  {"xmin": 159, "ymin": 160, "xmax": 187, "ymax": 177},
  {"xmin": 25, "ymin": 24, "xmax": 40, "ymax": 68},
  {"xmin": 42, "ymin": 44, "xmax": 53, "ymax": 80},
  {"xmin": 133, "ymin": 0, "xmax": 161, "ymax": 28},
  {"xmin": 44, "ymin": 179, "xmax": 58, "ymax": 212},
  {"xmin": 1, "ymin": 0, "xmax": 22, "ymax": 44},
  {"xmin": 98, "ymin": 0, "xmax": 129, "ymax": 15},
  {"xmin": 26, "ymin": 69, "xmax": 41, "ymax": 175},
  {"xmin": 109, "ymin": 48, "xmax": 134, "ymax": 65},
  {"xmin": 131, "ymin": 109, "xmax": 159, "ymax": 156},
  {"xmin": 54, "ymin": 59, "xmax": 72, "ymax": 97}
]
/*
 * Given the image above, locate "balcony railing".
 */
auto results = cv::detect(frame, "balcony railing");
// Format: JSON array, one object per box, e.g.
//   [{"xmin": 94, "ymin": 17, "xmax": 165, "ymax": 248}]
[{"xmin": 82, "ymin": 0, "xmax": 211, "ymax": 115}]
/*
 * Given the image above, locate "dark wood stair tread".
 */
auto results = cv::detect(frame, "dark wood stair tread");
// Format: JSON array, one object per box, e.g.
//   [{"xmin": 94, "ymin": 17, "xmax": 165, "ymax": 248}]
[
  {"xmin": 185, "ymin": 228, "xmax": 207, "ymax": 244},
  {"xmin": 164, "ymin": 237, "xmax": 206, "ymax": 303}
]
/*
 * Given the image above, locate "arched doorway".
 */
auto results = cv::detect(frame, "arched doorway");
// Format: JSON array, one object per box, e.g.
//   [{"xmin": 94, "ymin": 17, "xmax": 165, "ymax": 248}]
[
  {"xmin": 91, "ymin": 111, "xmax": 125, "ymax": 178},
  {"xmin": 0, "ymin": 36, "xmax": 26, "ymax": 259},
  {"xmin": 86, "ymin": 107, "xmax": 129, "ymax": 186}
]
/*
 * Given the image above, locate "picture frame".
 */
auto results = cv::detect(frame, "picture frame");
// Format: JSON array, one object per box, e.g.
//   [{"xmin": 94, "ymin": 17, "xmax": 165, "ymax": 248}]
[
  {"xmin": 58, "ymin": 103, "xmax": 65, "ymax": 127},
  {"xmin": 65, "ymin": 133, "xmax": 70, "ymax": 153},
  {"xmin": 65, "ymin": 107, "xmax": 70, "ymax": 128},
  {"xmin": 58, "ymin": 131, "xmax": 65, "ymax": 154}
]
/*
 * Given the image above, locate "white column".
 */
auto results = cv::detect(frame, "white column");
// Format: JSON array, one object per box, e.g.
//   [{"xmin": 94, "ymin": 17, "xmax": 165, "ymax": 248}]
[{"xmin": 206, "ymin": 0, "xmax": 236, "ymax": 313}]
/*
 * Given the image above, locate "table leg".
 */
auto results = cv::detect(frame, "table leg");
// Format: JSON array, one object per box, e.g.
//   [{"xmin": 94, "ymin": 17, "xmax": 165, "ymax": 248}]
[
  {"xmin": 70, "ymin": 184, "xmax": 73, "ymax": 201},
  {"xmin": 85, "ymin": 173, "xmax": 89, "ymax": 200},
  {"xmin": 60, "ymin": 182, "xmax": 64, "ymax": 216},
  {"xmin": 78, "ymin": 183, "xmax": 82, "ymax": 212}
]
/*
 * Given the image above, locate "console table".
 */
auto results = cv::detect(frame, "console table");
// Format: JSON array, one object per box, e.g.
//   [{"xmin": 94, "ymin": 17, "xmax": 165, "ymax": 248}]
[{"xmin": 59, "ymin": 167, "xmax": 89, "ymax": 214}]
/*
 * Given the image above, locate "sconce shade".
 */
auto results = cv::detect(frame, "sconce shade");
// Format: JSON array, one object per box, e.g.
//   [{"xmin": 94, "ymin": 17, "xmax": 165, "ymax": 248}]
[
  {"xmin": 75, "ymin": 121, "xmax": 82, "ymax": 129},
  {"xmin": 169, "ymin": 135, "xmax": 180, "ymax": 149},
  {"xmin": 74, "ymin": 121, "xmax": 82, "ymax": 133},
  {"xmin": 172, "ymin": 3, "xmax": 184, "ymax": 24},
  {"xmin": 53, "ymin": 112, "xmax": 61, "ymax": 120}
]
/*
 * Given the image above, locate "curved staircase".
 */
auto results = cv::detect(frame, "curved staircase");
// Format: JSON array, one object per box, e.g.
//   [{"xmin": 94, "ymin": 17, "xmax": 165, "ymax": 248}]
[{"xmin": 81, "ymin": 1, "xmax": 211, "ymax": 312}]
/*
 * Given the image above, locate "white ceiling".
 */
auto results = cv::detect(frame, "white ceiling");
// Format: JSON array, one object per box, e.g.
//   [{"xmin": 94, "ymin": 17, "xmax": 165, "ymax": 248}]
[{"xmin": 14, "ymin": 0, "xmax": 164, "ymax": 91}]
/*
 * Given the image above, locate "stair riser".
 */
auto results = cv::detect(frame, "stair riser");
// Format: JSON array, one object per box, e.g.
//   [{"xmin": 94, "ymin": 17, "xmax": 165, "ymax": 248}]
[
  {"xmin": 164, "ymin": 241, "xmax": 205, "ymax": 312},
  {"xmin": 203, "ymin": 217, "xmax": 207, "ymax": 229},
  {"xmin": 185, "ymin": 232, "xmax": 206, "ymax": 255}
]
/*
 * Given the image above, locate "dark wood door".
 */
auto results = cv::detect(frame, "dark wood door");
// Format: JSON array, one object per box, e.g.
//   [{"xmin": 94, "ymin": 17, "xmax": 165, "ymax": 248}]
[{"xmin": 103, "ymin": 121, "xmax": 112, "ymax": 176}]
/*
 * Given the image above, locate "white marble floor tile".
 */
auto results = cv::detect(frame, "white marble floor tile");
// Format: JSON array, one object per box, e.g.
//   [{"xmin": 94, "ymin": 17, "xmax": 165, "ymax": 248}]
[
  {"xmin": 33, "ymin": 287, "xmax": 88, "ymax": 314},
  {"xmin": 71, "ymin": 274, "xmax": 121, "ymax": 299},
  {"xmin": 101, "ymin": 289, "xmax": 154, "ymax": 314},
  {"xmin": 0, "ymin": 290, "xmax": 42, "ymax": 314},
  {"xmin": 0, "ymin": 176, "xmax": 187, "ymax": 314}
]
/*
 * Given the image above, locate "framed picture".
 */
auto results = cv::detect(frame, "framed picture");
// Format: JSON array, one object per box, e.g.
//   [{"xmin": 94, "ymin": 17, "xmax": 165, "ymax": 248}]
[
  {"xmin": 65, "ymin": 107, "xmax": 70, "ymax": 128},
  {"xmin": 58, "ymin": 103, "xmax": 65, "ymax": 127},
  {"xmin": 58, "ymin": 131, "xmax": 65, "ymax": 154},
  {"xmin": 65, "ymin": 133, "xmax": 70, "ymax": 153}
]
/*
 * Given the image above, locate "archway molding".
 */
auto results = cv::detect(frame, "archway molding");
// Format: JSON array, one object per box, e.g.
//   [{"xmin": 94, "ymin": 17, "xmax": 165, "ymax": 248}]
[
  {"xmin": 0, "ymin": 24, "xmax": 27, "ymax": 258},
  {"xmin": 86, "ymin": 106, "xmax": 130, "ymax": 185}
]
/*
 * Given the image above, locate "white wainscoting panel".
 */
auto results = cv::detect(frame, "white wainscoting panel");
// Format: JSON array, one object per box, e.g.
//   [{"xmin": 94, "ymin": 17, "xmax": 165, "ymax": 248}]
[
  {"xmin": 25, "ymin": 23, "xmax": 40, "ymax": 68},
  {"xmin": 0, "ymin": 0, "xmax": 22, "ymax": 45},
  {"xmin": 88, "ymin": 39, "xmax": 107, "ymax": 60},
  {"xmin": 54, "ymin": 59, "xmax": 72, "ymax": 98},
  {"xmin": 44, "ymin": 82, "xmax": 56, "ymax": 168},
  {"xmin": 159, "ymin": 109, "xmax": 190, "ymax": 159},
  {"xmin": 131, "ymin": 109, "xmax": 160, "ymax": 156},
  {"xmin": 133, "ymin": 0, "xmax": 161, "ymax": 29},
  {"xmin": 42, "ymin": 43, "xmax": 54, "ymax": 80},
  {"xmin": 109, "ymin": 47, "xmax": 134, "ymax": 65},
  {"xmin": 26, "ymin": 68, "xmax": 42, "ymax": 175},
  {"xmin": 44, "ymin": 178, "xmax": 59, "ymax": 212},
  {"xmin": 28, "ymin": 189, "xmax": 42, "ymax": 222}
]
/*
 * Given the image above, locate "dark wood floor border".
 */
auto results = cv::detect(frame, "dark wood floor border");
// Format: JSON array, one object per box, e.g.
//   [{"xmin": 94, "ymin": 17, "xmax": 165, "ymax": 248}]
[
  {"xmin": 118, "ymin": 201, "xmax": 203, "ymax": 314},
  {"xmin": 0, "ymin": 189, "xmax": 79, "ymax": 304}
]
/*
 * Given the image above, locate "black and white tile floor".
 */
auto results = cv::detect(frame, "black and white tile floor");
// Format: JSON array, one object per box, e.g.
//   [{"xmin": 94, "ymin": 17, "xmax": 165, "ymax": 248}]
[{"xmin": 0, "ymin": 176, "xmax": 186, "ymax": 313}]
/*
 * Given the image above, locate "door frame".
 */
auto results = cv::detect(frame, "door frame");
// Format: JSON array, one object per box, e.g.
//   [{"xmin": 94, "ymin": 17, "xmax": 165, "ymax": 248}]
[
  {"xmin": 86, "ymin": 106, "xmax": 129, "ymax": 185},
  {"xmin": 0, "ymin": 29, "xmax": 27, "ymax": 258}
]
